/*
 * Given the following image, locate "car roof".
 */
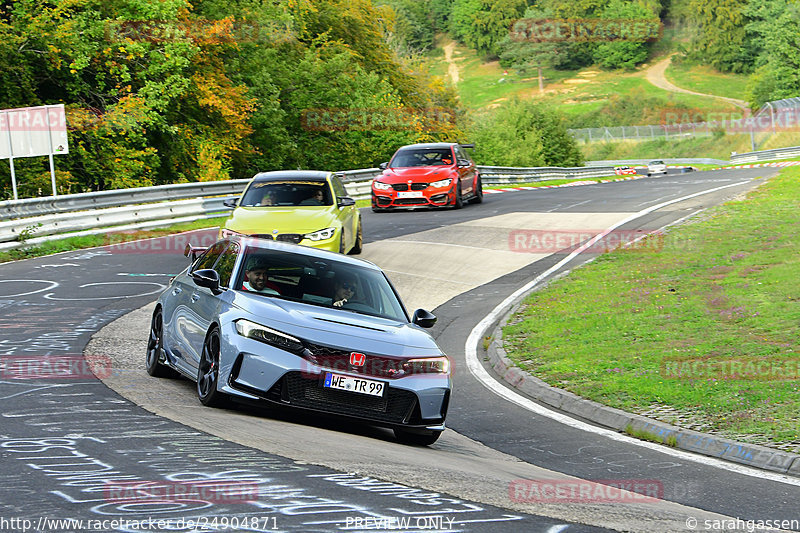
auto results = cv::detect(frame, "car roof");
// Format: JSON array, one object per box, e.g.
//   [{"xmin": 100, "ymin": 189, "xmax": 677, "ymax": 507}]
[
  {"xmin": 395, "ymin": 143, "xmax": 459, "ymax": 151},
  {"xmin": 230, "ymin": 235, "xmax": 382, "ymax": 271},
  {"xmin": 251, "ymin": 170, "xmax": 332, "ymax": 183}
]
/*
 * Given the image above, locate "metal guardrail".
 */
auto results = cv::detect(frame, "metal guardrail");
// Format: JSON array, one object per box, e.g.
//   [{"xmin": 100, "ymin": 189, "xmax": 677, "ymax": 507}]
[
  {"xmin": 0, "ymin": 179, "xmax": 251, "ymax": 221},
  {"xmin": 730, "ymin": 145, "xmax": 800, "ymax": 164},
  {"xmin": 586, "ymin": 158, "xmax": 727, "ymax": 166},
  {"xmin": 0, "ymin": 165, "xmax": 618, "ymax": 250}
]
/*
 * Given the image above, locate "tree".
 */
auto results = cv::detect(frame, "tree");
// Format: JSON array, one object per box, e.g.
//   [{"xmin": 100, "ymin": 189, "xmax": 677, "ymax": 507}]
[
  {"xmin": 744, "ymin": 1, "xmax": 800, "ymax": 108},
  {"xmin": 449, "ymin": 0, "xmax": 526, "ymax": 57},
  {"xmin": 469, "ymin": 99, "xmax": 583, "ymax": 167},
  {"xmin": 592, "ymin": 0, "xmax": 656, "ymax": 70}
]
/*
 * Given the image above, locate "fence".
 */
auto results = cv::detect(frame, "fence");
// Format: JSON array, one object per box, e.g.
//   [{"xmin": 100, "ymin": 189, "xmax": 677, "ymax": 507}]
[
  {"xmin": 0, "ymin": 165, "xmax": 617, "ymax": 251},
  {"xmin": 569, "ymin": 123, "xmax": 716, "ymax": 144}
]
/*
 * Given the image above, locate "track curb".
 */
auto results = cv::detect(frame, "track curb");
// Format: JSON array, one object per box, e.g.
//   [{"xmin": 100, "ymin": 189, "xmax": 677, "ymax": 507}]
[{"xmin": 484, "ymin": 301, "xmax": 800, "ymax": 477}]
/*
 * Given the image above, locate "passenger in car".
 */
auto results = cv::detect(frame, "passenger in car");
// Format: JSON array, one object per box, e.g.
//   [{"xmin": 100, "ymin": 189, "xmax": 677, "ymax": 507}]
[{"xmin": 299, "ymin": 189, "xmax": 325, "ymax": 206}]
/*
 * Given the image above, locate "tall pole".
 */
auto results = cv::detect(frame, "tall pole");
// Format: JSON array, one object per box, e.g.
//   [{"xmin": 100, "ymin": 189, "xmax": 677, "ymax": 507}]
[
  {"xmin": 45, "ymin": 105, "xmax": 58, "ymax": 196},
  {"xmin": 3, "ymin": 111, "xmax": 17, "ymax": 200}
]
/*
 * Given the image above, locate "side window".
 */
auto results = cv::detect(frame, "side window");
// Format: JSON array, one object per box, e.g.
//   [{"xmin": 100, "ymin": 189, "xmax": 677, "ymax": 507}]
[
  {"xmin": 215, "ymin": 242, "xmax": 239, "ymax": 288},
  {"xmin": 453, "ymin": 146, "xmax": 467, "ymax": 164},
  {"xmin": 331, "ymin": 176, "xmax": 348, "ymax": 199},
  {"xmin": 193, "ymin": 241, "xmax": 227, "ymax": 272}
]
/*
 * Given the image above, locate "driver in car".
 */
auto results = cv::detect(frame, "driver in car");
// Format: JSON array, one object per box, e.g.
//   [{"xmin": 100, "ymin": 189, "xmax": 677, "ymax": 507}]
[
  {"xmin": 332, "ymin": 274, "xmax": 357, "ymax": 308},
  {"xmin": 242, "ymin": 258, "xmax": 281, "ymax": 295}
]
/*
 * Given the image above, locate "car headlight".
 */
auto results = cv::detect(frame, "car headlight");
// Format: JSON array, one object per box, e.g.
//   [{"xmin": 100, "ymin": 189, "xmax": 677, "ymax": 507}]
[
  {"xmin": 402, "ymin": 356, "xmax": 450, "ymax": 375},
  {"xmin": 373, "ymin": 181, "xmax": 392, "ymax": 191},
  {"xmin": 304, "ymin": 227, "xmax": 336, "ymax": 241},
  {"xmin": 235, "ymin": 319, "xmax": 305, "ymax": 355},
  {"xmin": 430, "ymin": 178, "xmax": 452, "ymax": 188}
]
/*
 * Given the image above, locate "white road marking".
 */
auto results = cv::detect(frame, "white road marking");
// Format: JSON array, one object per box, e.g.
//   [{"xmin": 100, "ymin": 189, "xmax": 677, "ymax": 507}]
[
  {"xmin": 0, "ymin": 280, "xmax": 59, "ymax": 297},
  {"xmin": 465, "ymin": 179, "xmax": 800, "ymax": 487}
]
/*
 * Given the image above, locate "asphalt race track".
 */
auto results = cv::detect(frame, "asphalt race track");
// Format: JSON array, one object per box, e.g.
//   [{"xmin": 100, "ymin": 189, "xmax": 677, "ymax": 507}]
[{"xmin": 1, "ymin": 169, "xmax": 798, "ymax": 532}]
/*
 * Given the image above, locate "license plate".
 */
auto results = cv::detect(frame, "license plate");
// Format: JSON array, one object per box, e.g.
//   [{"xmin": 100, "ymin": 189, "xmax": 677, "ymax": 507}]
[
  {"xmin": 323, "ymin": 373, "xmax": 385, "ymax": 397},
  {"xmin": 397, "ymin": 191, "xmax": 423, "ymax": 198}
]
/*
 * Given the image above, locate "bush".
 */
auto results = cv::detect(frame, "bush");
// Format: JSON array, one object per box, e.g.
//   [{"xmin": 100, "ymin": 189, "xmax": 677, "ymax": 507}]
[{"xmin": 469, "ymin": 99, "xmax": 583, "ymax": 167}]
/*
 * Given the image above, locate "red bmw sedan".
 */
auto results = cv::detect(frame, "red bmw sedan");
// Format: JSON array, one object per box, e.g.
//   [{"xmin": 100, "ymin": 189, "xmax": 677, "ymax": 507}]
[{"xmin": 371, "ymin": 143, "xmax": 483, "ymax": 211}]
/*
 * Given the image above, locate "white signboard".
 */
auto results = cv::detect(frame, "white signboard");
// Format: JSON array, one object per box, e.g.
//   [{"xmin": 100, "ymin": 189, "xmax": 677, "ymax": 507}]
[{"xmin": 0, "ymin": 104, "xmax": 69, "ymax": 160}]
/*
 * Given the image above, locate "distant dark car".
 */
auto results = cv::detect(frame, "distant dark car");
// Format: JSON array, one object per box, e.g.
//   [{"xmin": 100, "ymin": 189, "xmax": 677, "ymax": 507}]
[
  {"xmin": 147, "ymin": 236, "xmax": 451, "ymax": 445},
  {"xmin": 372, "ymin": 143, "xmax": 482, "ymax": 211}
]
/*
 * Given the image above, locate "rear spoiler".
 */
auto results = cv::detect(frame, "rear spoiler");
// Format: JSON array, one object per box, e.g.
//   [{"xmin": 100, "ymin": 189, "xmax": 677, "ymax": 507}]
[
  {"xmin": 459, "ymin": 143, "xmax": 475, "ymax": 149},
  {"xmin": 184, "ymin": 244, "xmax": 207, "ymax": 262}
]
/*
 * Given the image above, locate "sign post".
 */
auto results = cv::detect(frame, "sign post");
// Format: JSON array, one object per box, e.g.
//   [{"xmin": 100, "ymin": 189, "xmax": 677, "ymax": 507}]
[{"xmin": 0, "ymin": 104, "xmax": 69, "ymax": 200}]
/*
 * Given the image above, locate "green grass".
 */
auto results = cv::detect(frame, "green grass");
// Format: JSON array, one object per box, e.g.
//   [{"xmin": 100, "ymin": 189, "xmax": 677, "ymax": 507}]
[
  {"xmin": 502, "ymin": 167, "xmax": 800, "ymax": 446},
  {"xmin": 665, "ymin": 60, "xmax": 750, "ymax": 102},
  {"xmin": 0, "ymin": 217, "xmax": 224, "ymax": 264},
  {"xmin": 580, "ymin": 130, "xmax": 800, "ymax": 162}
]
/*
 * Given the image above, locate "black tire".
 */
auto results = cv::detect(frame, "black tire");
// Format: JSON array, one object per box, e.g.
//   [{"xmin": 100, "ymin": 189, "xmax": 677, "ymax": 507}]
[
  {"xmin": 452, "ymin": 184, "xmax": 463, "ymax": 209},
  {"xmin": 146, "ymin": 308, "xmax": 177, "ymax": 378},
  {"xmin": 197, "ymin": 327, "xmax": 227, "ymax": 407},
  {"xmin": 394, "ymin": 428, "xmax": 442, "ymax": 446},
  {"xmin": 338, "ymin": 232, "xmax": 346, "ymax": 254},
  {"xmin": 348, "ymin": 218, "xmax": 363, "ymax": 255},
  {"xmin": 470, "ymin": 177, "xmax": 483, "ymax": 204}
]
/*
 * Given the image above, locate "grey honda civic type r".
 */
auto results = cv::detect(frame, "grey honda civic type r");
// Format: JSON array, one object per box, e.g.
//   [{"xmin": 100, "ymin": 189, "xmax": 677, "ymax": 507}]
[{"xmin": 146, "ymin": 235, "xmax": 451, "ymax": 445}]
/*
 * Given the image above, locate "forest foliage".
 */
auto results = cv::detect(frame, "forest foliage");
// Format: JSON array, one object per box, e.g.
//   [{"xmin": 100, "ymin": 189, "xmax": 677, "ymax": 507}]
[{"xmin": 0, "ymin": 0, "xmax": 460, "ymax": 197}]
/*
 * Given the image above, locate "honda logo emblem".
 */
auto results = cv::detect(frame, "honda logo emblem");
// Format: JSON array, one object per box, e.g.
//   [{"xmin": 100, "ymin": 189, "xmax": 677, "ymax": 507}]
[{"xmin": 349, "ymin": 352, "xmax": 366, "ymax": 367}]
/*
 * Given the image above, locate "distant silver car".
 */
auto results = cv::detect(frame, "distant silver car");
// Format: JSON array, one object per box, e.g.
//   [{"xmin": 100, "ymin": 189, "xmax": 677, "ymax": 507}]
[
  {"xmin": 647, "ymin": 160, "xmax": 667, "ymax": 176},
  {"xmin": 147, "ymin": 236, "xmax": 451, "ymax": 445}
]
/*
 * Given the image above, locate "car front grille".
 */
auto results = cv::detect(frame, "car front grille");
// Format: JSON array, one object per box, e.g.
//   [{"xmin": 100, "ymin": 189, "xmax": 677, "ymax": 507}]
[
  {"xmin": 276, "ymin": 234, "xmax": 303, "ymax": 244},
  {"xmin": 391, "ymin": 183, "xmax": 429, "ymax": 191},
  {"xmin": 269, "ymin": 372, "xmax": 417, "ymax": 424},
  {"xmin": 394, "ymin": 198, "xmax": 428, "ymax": 205},
  {"xmin": 304, "ymin": 344, "xmax": 407, "ymax": 379}
]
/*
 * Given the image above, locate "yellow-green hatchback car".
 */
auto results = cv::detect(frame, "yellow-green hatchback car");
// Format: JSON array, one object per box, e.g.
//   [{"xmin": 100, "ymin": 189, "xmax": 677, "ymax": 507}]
[{"xmin": 219, "ymin": 170, "xmax": 362, "ymax": 254}]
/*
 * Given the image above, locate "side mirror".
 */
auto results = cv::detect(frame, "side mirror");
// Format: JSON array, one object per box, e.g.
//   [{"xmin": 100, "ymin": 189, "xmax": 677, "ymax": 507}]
[
  {"xmin": 191, "ymin": 269, "xmax": 222, "ymax": 294},
  {"xmin": 412, "ymin": 309, "xmax": 437, "ymax": 328},
  {"xmin": 184, "ymin": 244, "xmax": 208, "ymax": 262},
  {"xmin": 379, "ymin": 162, "xmax": 388, "ymax": 170},
  {"xmin": 223, "ymin": 197, "xmax": 238, "ymax": 208},
  {"xmin": 337, "ymin": 197, "xmax": 356, "ymax": 207},
  {"xmin": 457, "ymin": 160, "xmax": 471, "ymax": 168}
]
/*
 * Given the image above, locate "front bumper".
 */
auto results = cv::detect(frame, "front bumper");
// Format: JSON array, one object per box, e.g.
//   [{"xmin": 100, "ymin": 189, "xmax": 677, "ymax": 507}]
[
  {"xmin": 372, "ymin": 188, "xmax": 453, "ymax": 209},
  {"xmin": 223, "ymin": 338, "xmax": 451, "ymax": 430}
]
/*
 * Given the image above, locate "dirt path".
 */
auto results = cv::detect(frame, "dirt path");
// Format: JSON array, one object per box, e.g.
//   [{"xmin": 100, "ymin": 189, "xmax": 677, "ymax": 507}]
[
  {"xmin": 443, "ymin": 41, "xmax": 459, "ymax": 85},
  {"xmin": 645, "ymin": 55, "xmax": 748, "ymax": 109}
]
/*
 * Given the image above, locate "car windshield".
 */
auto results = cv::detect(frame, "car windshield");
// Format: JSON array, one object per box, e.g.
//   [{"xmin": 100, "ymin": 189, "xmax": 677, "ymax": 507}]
[
  {"xmin": 239, "ymin": 181, "xmax": 333, "ymax": 207},
  {"xmin": 236, "ymin": 247, "xmax": 408, "ymax": 322},
  {"xmin": 650, "ymin": 160, "xmax": 665, "ymax": 165},
  {"xmin": 390, "ymin": 149, "xmax": 454, "ymax": 168}
]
